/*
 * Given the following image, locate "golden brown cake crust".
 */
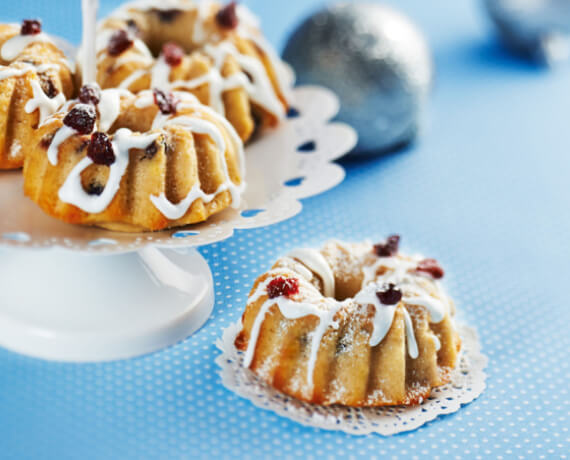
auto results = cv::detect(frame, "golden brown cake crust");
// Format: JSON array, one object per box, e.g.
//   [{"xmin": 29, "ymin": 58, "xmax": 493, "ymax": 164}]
[
  {"xmin": 0, "ymin": 23, "xmax": 75, "ymax": 170},
  {"xmin": 235, "ymin": 241, "xmax": 462, "ymax": 407},
  {"xmin": 23, "ymin": 90, "xmax": 244, "ymax": 232}
]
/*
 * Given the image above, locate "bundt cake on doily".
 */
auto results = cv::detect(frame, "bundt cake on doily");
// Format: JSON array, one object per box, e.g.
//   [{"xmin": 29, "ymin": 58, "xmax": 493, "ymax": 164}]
[
  {"xmin": 23, "ymin": 85, "xmax": 244, "ymax": 232},
  {"xmin": 0, "ymin": 20, "xmax": 75, "ymax": 169},
  {"xmin": 235, "ymin": 237, "xmax": 461, "ymax": 407},
  {"xmin": 93, "ymin": 0, "xmax": 290, "ymax": 142}
]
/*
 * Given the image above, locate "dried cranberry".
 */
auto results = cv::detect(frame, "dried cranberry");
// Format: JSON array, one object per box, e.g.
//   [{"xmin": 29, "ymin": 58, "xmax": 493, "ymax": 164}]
[
  {"xmin": 216, "ymin": 2, "xmax": 239, "ymax": 29},
  {"xmin": 87, "ymin": 132, "xmax": 115, "ymax": 166},
  {"xmin": 79, "ymin": 84, "xmax": 101, "ymax": 106},
  {"xmin": 416, "ymin": 259, "xmax": 444, "ymax": 279},
  {"xmin": 153, "ymin": 88, "xmax": 177, "ymax": 115},
  {"xmin": 107, "ymin": 29, "xmax": 133, "ymax": 56},
  {"xmin": 63, "ymin": 104, "xmax": 96, "ymax": 134},
  {"xmin": 21, "ymin": 19, "xmax": 42, "ymax": 36},
  {"xmin": 376, "ymin": 284, "xmax": 402, "ymax": 305},
  {"xmin": 374, "ymin": 235, "xmax": 400, "ymax": 257},
  {"xmin": 162, "ymin": 42, "xmax": 184, "ymax": 67},
  {"xmin": 267, "ymin": 277, "xmax": 299, "ymax": 299}
]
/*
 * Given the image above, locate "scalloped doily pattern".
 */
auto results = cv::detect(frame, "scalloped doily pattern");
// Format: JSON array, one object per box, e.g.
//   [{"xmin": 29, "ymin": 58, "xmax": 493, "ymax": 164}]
[
  {"xmin": 0, "ymin": 86, "xmax": 356, "ymax": 253},
  {"xmin": 216, "ymin": 323, "xmax": 488, "ymax": 436}
]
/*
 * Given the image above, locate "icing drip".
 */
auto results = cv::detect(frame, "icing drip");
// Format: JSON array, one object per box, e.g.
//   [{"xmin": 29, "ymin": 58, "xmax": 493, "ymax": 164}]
[
  {"xmin": 288, "ymin": 249, "xmax": 336, "ymax": 298},
  {"xmin": 1, "ymin": 32, "xmax": 54, "ymax": 62},
  {"xmin": 103, "ymin": 0, "xmax": 288, "ymax": 118},
  {"xmin": 203, "ymin": 41, "xmax": 285, "ymax": 118},
  {"xmin": 243, "ymin": 269, "xmax": 342, "ymax": 390},
  {"xmin": 25, "ymin": 78, "xmax": 66, "ymax": 126},
  {"xmin": 47, "ymin": 125, "xmax": 76, "ymax": 165},
  {"xmin": 98, "ymin": 88, "xmax": 129, "ymax": 131},
  {"xmin": 58, "ymin": 129, "xmax": 159, "ymax": 213},
  {"xmin": 243, "ymin": 244, "xmax": 454, "ymax": 390},
  {"xmin": 46, "ymin": 90, "xmax": 127, "ymax": 165},
  {"xmin": 118, "ymin": 69, "xmax": 148, "ymax": 89},
  {"xmin": 48, "ymin": 90, "xmax": 244, "ymax": 218},
  {"xmin": 402, "ymin": 308, "xmax": 419, "ymax": 359},
  {"xmin": 148, "ymin": 93, "xmax": 245, "ymax": 218},
  {"xmin": 0, "ymin": 62, "xmax": 58, "ymax": 82}
]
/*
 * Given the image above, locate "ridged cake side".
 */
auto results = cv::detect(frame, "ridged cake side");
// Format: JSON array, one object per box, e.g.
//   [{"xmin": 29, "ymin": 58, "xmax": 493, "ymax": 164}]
[
  {"xmin": 0, "ymin": 23, "xmax": 75, "ymax": 169},
  {"xmin": 235, "ymin": 240, "xmax": 461, "ymax": 407},
  {"xmin": 23, "ymin": 90, "xmax": 244, "ymax": 232}
]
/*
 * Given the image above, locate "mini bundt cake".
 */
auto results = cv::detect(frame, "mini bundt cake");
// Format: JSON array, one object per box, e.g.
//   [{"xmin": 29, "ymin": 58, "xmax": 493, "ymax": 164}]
[
  {"xmin": 0, "ymin": 20, "xmax": 75, "ymax": 169},
  {"xmin": 23, "ymin": 85, "xmax": 244, "ymax": 232},
  {"xmin": 93, "ymin": 0, "xmax": 290, "ymax": 143},
  {"xmin": 235, "ymin": 237, "xmax": 461, "ymax": 407}
]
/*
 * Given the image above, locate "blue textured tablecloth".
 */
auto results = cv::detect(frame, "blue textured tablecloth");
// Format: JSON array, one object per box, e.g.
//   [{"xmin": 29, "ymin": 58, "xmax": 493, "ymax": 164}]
[{"xmin": 1, "ymin": 1, "xmax": 569, "ymax": 458}]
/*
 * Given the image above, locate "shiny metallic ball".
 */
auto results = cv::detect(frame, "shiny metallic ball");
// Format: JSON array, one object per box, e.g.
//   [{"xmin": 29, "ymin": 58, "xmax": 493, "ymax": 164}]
[
  {"xmin": 483, "ymin": 0, "xmax": 570, "ymax": 64},
  {"xmin": 283, "ymin": 3, "xmax": 433, "ymax": 155}
]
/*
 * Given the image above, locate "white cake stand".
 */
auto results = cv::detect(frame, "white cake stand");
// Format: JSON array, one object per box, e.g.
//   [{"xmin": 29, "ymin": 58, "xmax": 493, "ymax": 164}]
[{"xmin": 0, "ymin": 86, "xmax": 357, "ymax": 362}]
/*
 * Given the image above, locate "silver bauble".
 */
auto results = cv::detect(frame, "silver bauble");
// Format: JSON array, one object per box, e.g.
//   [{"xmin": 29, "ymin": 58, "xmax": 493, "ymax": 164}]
[
  {"xmin": 483, "ymin": 0, "xmax": 570, "ymax": 64},
  {"xmin": 283, "ymin": 3, "xmax": 433, "ymax": 155}
]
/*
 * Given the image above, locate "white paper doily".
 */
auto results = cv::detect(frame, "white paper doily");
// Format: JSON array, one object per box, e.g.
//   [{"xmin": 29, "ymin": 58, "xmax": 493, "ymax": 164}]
[
  {"xmin": 216, "ymin": 322, "xmax": 488, "ymax": 436},
  {"xmin": 0, "ymin": 85, "xmax": 356, "ymax": 254}
]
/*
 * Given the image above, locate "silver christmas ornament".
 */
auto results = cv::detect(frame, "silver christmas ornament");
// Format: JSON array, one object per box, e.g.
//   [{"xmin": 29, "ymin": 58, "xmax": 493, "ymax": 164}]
[
  {"xmin": 283, "ymin": 3, "xmax": 433, "ymax": 155},
  {"xmin": 483, "ymin": 0, "xmax": 570, "ymax": 64}
]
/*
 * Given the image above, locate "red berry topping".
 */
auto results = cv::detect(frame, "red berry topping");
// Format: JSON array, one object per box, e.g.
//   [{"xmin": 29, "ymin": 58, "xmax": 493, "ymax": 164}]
[
  {"xmin": 107, "ymin": 29, "xmax": 133, "ymax": 56},
  {"xmin": 162, "ymin": 42, "xmax": 184, "ymax": 67},
  {"xmin": 79, "ymin": 84, "xmax": 101, "ymax": 106},
  {"xmin": 63, "ymin": 104, "xmax": 96, "ymax": 134},
  {"xmin": 374, "ymin": 235, "xmax": 400, "ymax": 257},
  {"xmin": 267, "ymin": 277, "xmax": 300, "ymax": 299},
  {"xmin": 216, "ymin": 2, "xmax": 239, "ymax": 29},
  {"xmin": 153, "ymin": 88, "xmax": 178, "ymax": 115},
  {"xmin": 416, "ymin": 258, "xmax": 444, "ymax": 279},
  {"xmin": 21, "ymin": 19, "xmax": 42, "ymax": 36},
  {"xmin": 376, "ymin": 284, "xmax": 402, "ymax": 305},
  {"xmin": 87, "ymin": 132, "xmax": 115, "ymax": 166}
]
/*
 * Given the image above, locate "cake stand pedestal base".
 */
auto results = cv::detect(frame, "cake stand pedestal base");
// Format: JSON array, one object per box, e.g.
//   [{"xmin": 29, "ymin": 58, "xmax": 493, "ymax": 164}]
[{"xmin": 0, "ymin": 247, "xmax": 214, "ymax": 362}]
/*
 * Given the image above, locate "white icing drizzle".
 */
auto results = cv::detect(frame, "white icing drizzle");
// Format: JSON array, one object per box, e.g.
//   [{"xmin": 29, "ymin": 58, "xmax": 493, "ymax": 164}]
[
  {"xmin": 402, "ymin": 307, "xmax": 419, "ymax": 359},
  {"xmin": 98, "ymin": 88, "xmax": 129, "ymax": 131},
  {"xmin": 243, "ymin": 269, "xmax": 342, "ymax": 390},
  {"xmin": 242, "ymin": 243, "xmax": 454, "ymax": 391},
  {"xmin": 288, "ymin": 249, "xmax": 336, "ymax": 298},
  {"xmin": 1, "ymin": 32, "xmax": 54, "ymax": 62},
  {"xmin": 46, "ymin": 89, "xmax": 244, "ymax": 218},
  {"xmin": 148, "ymin": 91, "xmax": 245, "ymax": 218},
  {"xmin": 0, "ymin": 63, "xmax": 38, "ymax": 81},
  {"xmin": 102, "ymin": 0, "xmax": 288, "ymax": 118},
  {"xmin": 59, "ymin": 129, "xmax": 159, "ymax": 213},
  {"xmin": 47, "ymin": 125, "xmax": 77, "ymax": 165},
  {"xmin": 46, "ymin": 90, "xmax": 127, "ymax": 166},
  {"xmin": 118, "ymin": 68, "xmax": 148, "ymax": 89},
  {"xmin": 0, "ymin": 61, "xmax": 59, "ymax": 81},
  {"xmin": 24, "ymin": 78, "xmax": 66, "ymax": 126}
]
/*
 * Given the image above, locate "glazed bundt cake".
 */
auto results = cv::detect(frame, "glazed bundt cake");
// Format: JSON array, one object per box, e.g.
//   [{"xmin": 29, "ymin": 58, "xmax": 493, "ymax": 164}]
[
  {"xmin": 0, "ymin": 20, "xmax": 75, "ymax": 169},
  {"xmin": 93, "ymin": 0, "xmax": 289, "ymax": 142},
  {"xmin": 23, "ymin": 85, "xmax": 244, "ymax": 232},
  {"xmin": 235, "ymin": 237, "xmax": 461, "ymax": 407}
]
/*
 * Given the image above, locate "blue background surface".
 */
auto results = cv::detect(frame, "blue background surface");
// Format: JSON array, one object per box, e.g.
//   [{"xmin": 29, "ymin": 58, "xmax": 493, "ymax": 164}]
[{"xmin": 1, "ymin": 0, "xmax": 569, "ymax": 458}]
